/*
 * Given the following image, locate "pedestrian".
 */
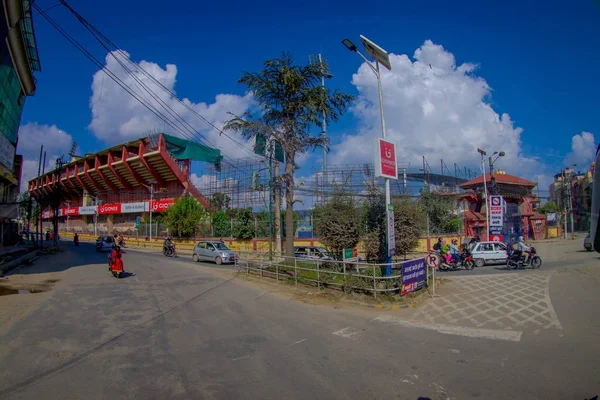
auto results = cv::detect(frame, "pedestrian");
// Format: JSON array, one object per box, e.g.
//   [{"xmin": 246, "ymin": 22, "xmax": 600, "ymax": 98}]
[{"xmin": 506, "ymin": 235, "xmax": 516, "ymax": 256}]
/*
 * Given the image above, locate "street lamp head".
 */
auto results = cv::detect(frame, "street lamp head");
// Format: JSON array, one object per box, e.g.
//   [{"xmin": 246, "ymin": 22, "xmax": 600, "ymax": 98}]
[
  {"xmin": 342, "ymin": 39, "xmax": 357, "ymax": 52},
  {"xmin": 477, "ymin": 148, "xmax": 487, "ymax": 156},
  {"xmin": 499, "ymin": 151, "xmax": 506, "ymax": 157}
]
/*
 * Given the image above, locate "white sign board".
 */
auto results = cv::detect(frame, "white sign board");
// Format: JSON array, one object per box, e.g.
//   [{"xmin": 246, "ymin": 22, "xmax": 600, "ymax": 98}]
[
  {"xmin": 0, "ymin": 132, "xmax": 16, "ymax": 170},
  {"xmin": 360, "ymin": 35, "xmax": 392, "ymax": 71},
  {"xmin": 489, "ymin": 196, "xmax": 504, "ymax": 227},
  {"xmin": 121, "ymin": 202, "xmax": 147, "ymax": 213},
  {"xmin": 387, "ymin": 208, "xmax": 395, "ymax": 256},
  {"xmin": 374, "ymin": 138, "xmax": 398, "ymax": 180},
  {"xmin": 78, "ymin": 206, "xmax": 98, "ymax": 215}
]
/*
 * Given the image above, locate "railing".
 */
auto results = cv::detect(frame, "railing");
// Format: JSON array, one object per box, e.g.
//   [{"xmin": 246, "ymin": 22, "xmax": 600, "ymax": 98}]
[{"xmin": 235, "ymin": 251, "xmax": 432, "ymax": 299}]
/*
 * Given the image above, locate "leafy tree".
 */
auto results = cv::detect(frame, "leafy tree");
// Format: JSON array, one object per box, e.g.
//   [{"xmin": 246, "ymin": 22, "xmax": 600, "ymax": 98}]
[
  {"xmin": 313, "ymin": 189, "xmax": 360, "ymax": 260},
  {"xmin": 418, "ymin": 188, "xmax": 455, "ymax": 234},
  {"xmin": 208, "ymin": 192, "xmax": 231, "ymax": 212},
  {"xmin": 233, "ymin": 208, "xmax": 256, "ymax": 240},
  {"xmin": 393, "ymin": 197, "xmax": 424, "ymax": 259},
  {"xmin": 163, "ymin": 196, "xmax": 207, "ymax": 238},
  {"xmin": 211, "ymin": 210, "xmax": 231, "ymax": 237},
  {"xmin": 362, "ymin": 186, "xmax": 386, "ymax": 263},
  {"xmin": 540, "ymin": 200, "xmax": 560, "ymax": 215},
  {"xmin": 223, "ymin": 53, "xmax": 354, "ymax": 256}
]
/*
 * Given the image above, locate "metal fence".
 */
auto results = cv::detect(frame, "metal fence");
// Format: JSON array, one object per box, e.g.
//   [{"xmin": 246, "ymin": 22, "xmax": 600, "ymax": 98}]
[{"xmin": 235, "ymin": 251, "xmax": 434, "ymax": 299}]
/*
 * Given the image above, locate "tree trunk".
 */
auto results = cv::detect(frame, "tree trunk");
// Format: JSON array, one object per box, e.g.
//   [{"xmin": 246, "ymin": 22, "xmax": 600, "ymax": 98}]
[
  {"xmin": 285, "ymin": 155, "xmax": 295, "ymax": 257},
  {"xmin": 274, "ymin": 161, "xmax": 282, "ymax": 255}
]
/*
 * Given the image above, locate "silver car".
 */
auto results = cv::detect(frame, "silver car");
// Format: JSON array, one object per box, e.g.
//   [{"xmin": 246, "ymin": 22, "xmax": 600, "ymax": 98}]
[
  {"xmin": 96, "ymin": 235, "xmax": 115, "ymax": 252},
  {"xmin": 470, "ymin": 241, "xmax": 508, "ymax": 267},
  {"xmin": 192, "ymin": 241, "xmax": 236, "ymax": 265}
]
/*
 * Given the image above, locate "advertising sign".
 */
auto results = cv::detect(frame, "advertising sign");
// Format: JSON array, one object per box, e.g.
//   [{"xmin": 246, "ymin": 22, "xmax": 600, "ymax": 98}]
[
  {"xmin": 121, "ymin": 202, "xmax": 147, "ymax": 213},
  {"xmin": 0, "ymin": 132, "xmax": 16, "ymax": 170},
  {"xmin": 151, "ymin": 198, "xmax": 175, "ymax": 212},
  {"xmin": 374, "ymin": 138, "xmax": 398, "ymax": 180},
  {"xmin": 401, "ymin": 258, "xmax": 426, "ymax": 296},
  {"xmin": 98, "ymin": 203, "xmax": 122, "ymax": 215},
  {"xmin": 489, "ymin": 196, "xmax": 504, "ymax": 227},
  {"xmin": 387, "ymin": 208, "xmax": 395, "ymax": 256},
  {"xmin": 78, "ymin": 206, "xmax": 97, "ymax": 215},
  {"xmin": 63, "ymin": 207, "xmax": 79, "ymax": 216},
  {"xmin": 343, "ymin": 248, "xmax": 358, "ymax": 262}
]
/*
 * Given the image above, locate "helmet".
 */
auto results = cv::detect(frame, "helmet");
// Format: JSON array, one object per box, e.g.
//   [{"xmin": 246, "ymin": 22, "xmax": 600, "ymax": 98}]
[
  {"xmin": 518, "ymin": 236, "xmax": 524, "ymax": 242},
  {"xmin": 442, "ymin": 240, "xmax": 447, "ymax": 244}
]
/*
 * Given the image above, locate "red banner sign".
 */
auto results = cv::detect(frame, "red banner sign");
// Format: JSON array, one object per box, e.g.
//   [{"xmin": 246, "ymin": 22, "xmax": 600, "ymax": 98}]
[
  {"xmin": 375, "ymin": 138, "xmax": 398, "ymax": 179},
  {"xmin": 151, "ymin": 199, "xmax": 174, "ymax": 212},
  {"xmin": 63, "ymin": 207, "xmax": 79, "ymax": 216},
  {"xmin": 98, "ymin": 203, "xmax": 122, "ymax": 215}
]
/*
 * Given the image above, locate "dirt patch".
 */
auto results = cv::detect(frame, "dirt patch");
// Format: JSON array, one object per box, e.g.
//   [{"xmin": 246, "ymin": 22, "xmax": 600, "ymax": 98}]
[{"xmin": 0, "ymin": 279, "xmax": 58, "ymax": 296}]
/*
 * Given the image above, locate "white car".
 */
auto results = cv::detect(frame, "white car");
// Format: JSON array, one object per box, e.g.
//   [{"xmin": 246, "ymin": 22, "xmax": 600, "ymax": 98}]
[
  {"xmin": 469, "ymin": 241, "xmax": 509, "ymax": 267},
  {"xmin": 584, "ymin": 232, "xmax": 593, "ymax": 251}
]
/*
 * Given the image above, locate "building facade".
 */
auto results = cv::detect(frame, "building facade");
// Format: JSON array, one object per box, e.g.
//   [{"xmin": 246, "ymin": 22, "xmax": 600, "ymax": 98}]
[
  {"xmin": 549, "ymin": 164, "xmax": 594, "ymax": 232},
  {"xmin": 1, "ymin": 0, "xmax": 41, "ymax": 244},
  {"xmin": 459, "ymin": 170, "xmax": 546, "ymax": 241},
  {"xmin": 28, "ymin": 134, "xmax": 222, "ymax": 237}
]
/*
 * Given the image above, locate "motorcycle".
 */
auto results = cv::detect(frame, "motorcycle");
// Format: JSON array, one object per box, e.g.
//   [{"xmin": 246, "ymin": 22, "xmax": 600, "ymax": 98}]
[
  {"xmin": 73, "ymin": 234, "xmax": 80, "ymax": 247},
  {"xmin": 108, "ymin": 247, "xmax": 124, "ymax": 278},
  {"xmin": 163, "ymin": 243, "xmax": 177, "ymax": 257},
  {"xmin": 439, "ymin": 250, "xmax": 474, "ymax": 271},
  {"xmin": 118, "ymin": 237, "xmax": 126, "ymax": 247},
  {"xmin": 506, "ymin": 247, "xmax": 542, "ymax": 269}
]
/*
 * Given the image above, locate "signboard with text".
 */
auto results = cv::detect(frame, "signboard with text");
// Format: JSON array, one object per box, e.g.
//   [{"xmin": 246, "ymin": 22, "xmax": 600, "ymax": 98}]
[
  {"xmin": 98, "ymin": 203, "xmax": 122, "ymax": 215},
  {"xmin": 121, "ymin": 201, "xmax": 147, "ymax": 213},
  {"xmin": 374, "ymin": 138, "xmax": 398, "ymax": 180},
  {"xmin": 401, "ymin": 258, "xmax": 426, "ymax": 296},
  {"xmin": 78, "ymin": 206, "xmax": 97, "ymax": 215},
  {"xmin": 42, "ymin": 199, "xmax": 176, "ymax": 219},
  {"xmin": 151, "ymin": 198, "xmax": 175, "ymax": 212},
  {"xmin": 343, "ymin": 248, "xmax": 358, "ymax": 262},
  {"xmin": 489, "ymin": 196, "xmax": 504, "ymax": 227}
]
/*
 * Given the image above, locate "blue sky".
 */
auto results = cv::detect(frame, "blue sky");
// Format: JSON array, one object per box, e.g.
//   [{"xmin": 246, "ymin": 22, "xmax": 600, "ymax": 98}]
[{"xmin": 18, "ymin": 0, "xmax": 600, "ymax": 197}]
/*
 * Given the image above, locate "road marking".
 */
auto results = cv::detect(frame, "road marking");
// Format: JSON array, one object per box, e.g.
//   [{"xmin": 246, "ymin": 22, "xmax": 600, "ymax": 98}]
[
  {"xmin": 289, "ymin": 339, "xmax": 306, "ymax": 346},
  {"xmin": 231, "ymin": 354, "xmax": 252, "ymax": 361},
  {"xmin": 332, "ymin": 327, "xmax": 361, "ymax": 340},
  {"xmin": 373, "ymin": 316, "xmax": 523, "ymax": 342},
  {"xmin": 449, "ymin": 348, "xmax": 460, "ymax": 354}
]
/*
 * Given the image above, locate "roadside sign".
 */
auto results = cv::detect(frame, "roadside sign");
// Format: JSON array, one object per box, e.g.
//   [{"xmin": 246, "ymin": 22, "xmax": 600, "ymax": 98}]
[
  {"xmin": 489, "ymin": 195, "xmax": 504, "ymax": 227},
  {"xmin": 387, "ymin": 209, "xmax": 395, "ymax": 256},
  {"xmin": 135, "ymin": 216, "xmax": 141, "ymax": 230},
  {"xmin": 374, "ymin": 138, "xmax": 398, "ymax": 180},
  {"xmin": 426, "ymin": 253, "xmax": 440, "ymax": 269},
  {"xmin": 491, "ymin": 235, "xmax": 503, "ymax": 242},
  {"xmin": 343, "ymin": 248, "xmax": 358, "ymax": 262}
]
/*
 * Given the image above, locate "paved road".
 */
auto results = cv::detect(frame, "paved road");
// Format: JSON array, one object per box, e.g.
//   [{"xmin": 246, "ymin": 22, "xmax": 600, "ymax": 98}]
[{"xmin": 0, "ymin": 242, "xmax": 598, "ymax": 399}]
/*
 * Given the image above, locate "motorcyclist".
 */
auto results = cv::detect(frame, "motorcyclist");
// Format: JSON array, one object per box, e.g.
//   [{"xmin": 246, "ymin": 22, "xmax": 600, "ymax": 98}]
[
  {"xmin": 440, "ymin": 240, "xmax": 452, "ymax": 264},
  {"xmin": 164, "ymin": 237, "xmax": 174, "ymax": 254},
  {"xmin": 506, "ymin": 235, "xmax": 516, "ymax": 256},
  {"xmin": 73, "ymin": 233, "xmax": 79, "ymax": 247},
  {"xmin": 433, "ymin": 237, "xmax": 442, "ymax": 252},
  {"xmin": 108, "ymin": 244, "xmax": 124, "ymax": 272},
  {"xmin": 516, "ymin": 236, "xmax": 531, "ymax": 264},
  {"xmin": 118, "ymin": 234, "xmax": 125, "ymax": 247},
  {"xmin": 449, "ymin": 239, "xmax": 461, "ymax": 264}
]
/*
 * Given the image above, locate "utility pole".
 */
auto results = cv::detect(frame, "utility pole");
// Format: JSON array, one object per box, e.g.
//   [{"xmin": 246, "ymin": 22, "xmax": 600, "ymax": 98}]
[
  {"xmin": 309, "ymin": 53, "xmax": 333, "ymax": 182},
  {"xmin": 274, "ymin": 160, "xmax": 282, "ymax": 256}
]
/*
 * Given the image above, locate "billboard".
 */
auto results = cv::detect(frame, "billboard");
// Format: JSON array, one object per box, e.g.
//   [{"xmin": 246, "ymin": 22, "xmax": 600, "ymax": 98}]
[
  {"xmin": 489, "ymin": 195, "xmax": 504, "ymax": 227},
  {"xmin": 374, "ymin": 138, "xmax": 398, "ymax": 180}
]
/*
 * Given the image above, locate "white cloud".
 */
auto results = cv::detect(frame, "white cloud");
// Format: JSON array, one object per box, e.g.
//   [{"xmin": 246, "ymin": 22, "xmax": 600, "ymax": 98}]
[
  {"xmin": 329, "ymin": 40, "xmax": 545, "ymax": 183},
  {"xmin": 16, "ymin": 123, "xmax": 74, "ymax": 193},
  {"xmin": 564, "ymin": 131, "xmax": 596, "ymax": 168},
  {"xmin": 88, "ymin": 50, "xmax": 255, "ymax": 159}
]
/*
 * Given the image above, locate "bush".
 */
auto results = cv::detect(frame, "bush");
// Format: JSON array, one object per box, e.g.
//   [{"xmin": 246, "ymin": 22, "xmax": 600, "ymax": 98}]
[{"xmin": 163, "ymin": 196, "xmax": 207, "ymax": 238}]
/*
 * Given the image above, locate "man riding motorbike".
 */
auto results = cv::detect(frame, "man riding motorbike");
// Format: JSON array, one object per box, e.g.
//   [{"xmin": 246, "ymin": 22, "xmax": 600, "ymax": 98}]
[
  {"xmin": 164, "ymin": 237, "xmax": 175, "ymax": 255},
  {"xmin": 515, "ymin": 236, "xmax": 531, "ymax": 264},
  {"xmin": 449, "ymin": 239, "xmax": 461, "ymax": 264},
  {"xmin": 108, "ymin": 244, "xmax": 124, "ymax": 273}
]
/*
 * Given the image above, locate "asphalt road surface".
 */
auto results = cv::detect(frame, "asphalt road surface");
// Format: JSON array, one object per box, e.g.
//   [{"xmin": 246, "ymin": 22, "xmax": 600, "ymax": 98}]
[{"xmin": 0, "ymin": 241, "xmax": 598, "ymax": 400}]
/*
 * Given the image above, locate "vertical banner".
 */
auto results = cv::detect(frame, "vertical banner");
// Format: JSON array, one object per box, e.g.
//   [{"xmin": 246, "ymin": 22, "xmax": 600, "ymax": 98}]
[
  {"xmin": 387, "ymin": 204, "xmax": 395, "ymax": 256},
  {"xmin": 374, "ymin": 138, "xmax": 398, "ymax": 180},
  {"xmin": 489, "ymin": 196, "xmax": 504, "ymax": 226}
]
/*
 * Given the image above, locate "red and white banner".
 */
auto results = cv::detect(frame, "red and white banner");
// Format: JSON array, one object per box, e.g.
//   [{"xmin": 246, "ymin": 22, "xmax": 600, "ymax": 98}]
[
  {"xmin": 151, "ymin": 198, "xmax": 174, "ymax": 212},
  {"xmin": 374, "ymin": 138, "xmax": 398, "ymax": 180},
  {"xmin": 98, "ymin": 203, "xmax": 121, "ymax": 215},
  {"xmin": 45, "ymin": 199, "xmax": 176, "ymax": 219}
]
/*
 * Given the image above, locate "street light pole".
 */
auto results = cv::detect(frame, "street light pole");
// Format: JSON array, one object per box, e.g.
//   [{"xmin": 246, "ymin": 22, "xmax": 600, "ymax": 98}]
[
  {"xmin": 478, "ymin": 149, "xmax": 505, "ymax": 242},
  {"xmin": 142, "ymin": 181, "xmax": 156, "ymax": 241},
  {"xmin": 342, "ymin": 36, "xmax": 393, "ymax": 267}
]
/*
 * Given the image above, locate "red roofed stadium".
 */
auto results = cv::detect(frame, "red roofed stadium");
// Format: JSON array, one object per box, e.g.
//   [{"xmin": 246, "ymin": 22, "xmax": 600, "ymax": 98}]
[{"xmin": 28, "ymin": 133, "xmax": 222, "ymax": 236}]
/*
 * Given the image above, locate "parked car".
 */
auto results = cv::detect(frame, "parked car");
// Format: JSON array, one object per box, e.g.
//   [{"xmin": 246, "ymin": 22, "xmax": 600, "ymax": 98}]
[
  {"xmin": 294, "ymin": 246, "xmax": 333, "ymax": 260},
  {"xmin": 470, "ymin": 241, "xmax": 509, "ymax": 267},
  {"xmin": 192, "ymin": 241, "xmax": 236, "ymax": 265},
  {"xmin": 584, "ymin": 232, "xmax": 593, "ymax": 251},
  {"xmin": 96, "ymin": 235, "xmax": 115, "ymax": 252}
]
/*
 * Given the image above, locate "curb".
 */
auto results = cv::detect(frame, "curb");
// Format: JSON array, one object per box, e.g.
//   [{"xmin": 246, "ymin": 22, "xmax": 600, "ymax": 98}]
[{"xmin": 343, "ymin": 288, "xmax": 430, "ymax": 310}]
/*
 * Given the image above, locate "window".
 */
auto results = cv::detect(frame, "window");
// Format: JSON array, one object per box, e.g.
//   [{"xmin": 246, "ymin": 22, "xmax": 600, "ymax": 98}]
[
  {"xmin": 196, "ymin": 242, "xmax": 206, "ymax": 249},
  {"xmin": 495, "ymin": 243, "xmax": 507, "ymax": 251},
  {"xmin": 207, "ymin": 244, "xmax": 216, "ymax": 251}
]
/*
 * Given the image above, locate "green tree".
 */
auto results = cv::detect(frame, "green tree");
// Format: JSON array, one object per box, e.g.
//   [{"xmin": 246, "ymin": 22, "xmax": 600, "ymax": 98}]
[
  {"xmin": 362, "ymin": 186, "xmax": 386, "ymax": 263},
  {"xmin": 208, "ymin": 192, "xmax": 231, "ymax": 212},
  {"xmin": 163, "ymin": 196, "xmax": 207, "ymax": 238},
  {"xmin": 233, "ymin": 208, "xmax": 256, "ymax": 240},
  {"xmin": 393, "ymin": 197, "xmax": 424, "ymax": 259},
  {"xmin": 540, "ymin": 200, "xmax": 560, "ymax": 215},
  {"xmin": 223, "ymin": 53, "xmax": 354, "ymax": 256},
  {"xmin": 313, "ymin": 189, "xmax": 360, "ymax": 260},
  {"xmin": 418, "ymin": 188, "xmax": 454, "ymax": 234},
  {"xmin": 211, "ymin": 210, "xmax": 231, "ymax": 237}
]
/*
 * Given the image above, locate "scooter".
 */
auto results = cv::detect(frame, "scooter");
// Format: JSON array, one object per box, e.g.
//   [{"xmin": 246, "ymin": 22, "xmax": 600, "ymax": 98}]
[{"xmin": 108, "ymin": 247, "xmax": 124, "ymax": 278}]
